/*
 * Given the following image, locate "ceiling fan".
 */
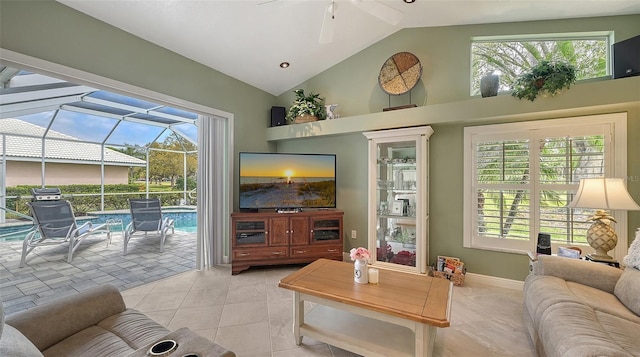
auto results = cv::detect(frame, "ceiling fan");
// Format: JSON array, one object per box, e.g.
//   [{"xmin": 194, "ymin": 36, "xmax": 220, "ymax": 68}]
[{"xmin": 259, "ymin": 0, "xmax": 404, "ymax": 44}]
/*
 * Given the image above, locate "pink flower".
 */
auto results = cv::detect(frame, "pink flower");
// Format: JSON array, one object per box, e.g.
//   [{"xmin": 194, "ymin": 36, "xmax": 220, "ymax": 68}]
[{"xmin": 350, "ymin": 247, "xmax": 370, "ymax": 261}]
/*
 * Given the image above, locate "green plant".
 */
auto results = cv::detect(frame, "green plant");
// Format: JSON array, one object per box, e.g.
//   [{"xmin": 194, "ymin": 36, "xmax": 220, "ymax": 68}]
[
  {"xmin": 286, "ymin": 89, "xmax": 326, "ymax": 122},
  {"xmin": 511, "ymin": 60, "xmax": 577, "ymax": 101}
]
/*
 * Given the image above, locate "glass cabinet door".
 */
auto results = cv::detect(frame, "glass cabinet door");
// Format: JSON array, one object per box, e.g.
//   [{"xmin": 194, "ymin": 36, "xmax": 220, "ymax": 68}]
[
  {"xmin": 234, "ymin": 220, "xmax": 268, "ymax": 246},
  {"xmin": 364, "ymin": 126, "xmax": 433, "ymax": 274},
  {"xmin": 311, "ymin": 218, "xmax": 341, "ymax": 243}
]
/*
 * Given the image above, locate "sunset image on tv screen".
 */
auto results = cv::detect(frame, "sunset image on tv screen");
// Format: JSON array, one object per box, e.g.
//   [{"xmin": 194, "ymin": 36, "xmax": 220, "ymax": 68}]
[{"xmin": 239, "ymin": 153, "xmax": 336, "ymax": 209}]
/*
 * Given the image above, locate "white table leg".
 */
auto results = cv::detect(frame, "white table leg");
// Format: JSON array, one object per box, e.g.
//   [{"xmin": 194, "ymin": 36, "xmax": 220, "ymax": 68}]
[
  {"xmin": 293, "ymin": 291, "xmax": 303, "ymax": 345},
  {"xmin": 415, "ymin": 322, "xmax": 437, "ymax": 357}
]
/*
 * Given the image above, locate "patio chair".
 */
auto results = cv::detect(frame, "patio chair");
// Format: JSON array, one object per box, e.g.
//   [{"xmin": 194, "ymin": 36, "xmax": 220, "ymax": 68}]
[
  {"xmin": 21, "ymin": 200, "xmax": 111, "ymax": 267},
  {"xmin": 124, "ymin": 198, "xmax": 175, "ymax": 255}
]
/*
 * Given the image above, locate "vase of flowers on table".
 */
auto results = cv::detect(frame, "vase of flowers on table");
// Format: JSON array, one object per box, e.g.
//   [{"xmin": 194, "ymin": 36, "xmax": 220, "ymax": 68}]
[{"xmin": 350, "ymin": 247, "xmax": 370, "ymax": 284}]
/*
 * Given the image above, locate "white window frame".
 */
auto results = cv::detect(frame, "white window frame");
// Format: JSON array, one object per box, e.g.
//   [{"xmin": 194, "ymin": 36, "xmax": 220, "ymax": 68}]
[
  {"xmin": 463, "ymin": 113, "xmax": 628, "ymax": 259},
  {"xmin": 470, "ymin": 31, "xmax": 614, "ymax": 96}
]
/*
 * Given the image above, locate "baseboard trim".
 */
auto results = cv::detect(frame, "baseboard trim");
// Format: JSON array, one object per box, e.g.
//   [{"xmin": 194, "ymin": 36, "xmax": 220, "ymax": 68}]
[{"xmin": 464, "ymin": 272, "xmax": 524, "ymax": 290}]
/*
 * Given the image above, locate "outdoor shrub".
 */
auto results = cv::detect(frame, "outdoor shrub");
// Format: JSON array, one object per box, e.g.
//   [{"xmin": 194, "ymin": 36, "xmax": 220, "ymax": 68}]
[{"xmin": 4, "ymin": 184, "xmax": 189, "ymax": 217}]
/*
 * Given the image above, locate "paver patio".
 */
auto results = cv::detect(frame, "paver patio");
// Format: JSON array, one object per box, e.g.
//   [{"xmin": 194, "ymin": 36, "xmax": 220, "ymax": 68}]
[{"xmin": 0, "ymin": 230, "xmax": 196, "ymax": 314}]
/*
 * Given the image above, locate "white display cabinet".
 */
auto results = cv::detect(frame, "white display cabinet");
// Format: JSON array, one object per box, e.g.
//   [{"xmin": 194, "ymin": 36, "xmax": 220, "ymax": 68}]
[{"xmin": 363, "ymin": 126, "xmax": 433, "ymax": 274}]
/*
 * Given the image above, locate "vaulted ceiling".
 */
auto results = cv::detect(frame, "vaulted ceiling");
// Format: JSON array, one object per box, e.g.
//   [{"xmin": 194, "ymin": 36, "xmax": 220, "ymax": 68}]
[{"xmin": 58, "ymin": 0, "xmax": 640, "ymax": 95}]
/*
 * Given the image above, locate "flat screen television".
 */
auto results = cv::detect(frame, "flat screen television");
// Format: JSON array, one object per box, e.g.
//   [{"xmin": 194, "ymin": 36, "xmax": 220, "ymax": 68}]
[{"xmin": 239, "ymin": 152, "xmax": 336, "ymax": 210}]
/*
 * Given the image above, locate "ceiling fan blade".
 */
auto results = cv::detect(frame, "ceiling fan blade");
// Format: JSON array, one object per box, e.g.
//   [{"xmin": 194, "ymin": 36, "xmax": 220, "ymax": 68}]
[
  {"xmin": 319, "ymin": 3, "xmax": 336, "ymax": 44},
  {"xmin": 351, "ymin": 0, "xmax": 403, "ymax": 26}
]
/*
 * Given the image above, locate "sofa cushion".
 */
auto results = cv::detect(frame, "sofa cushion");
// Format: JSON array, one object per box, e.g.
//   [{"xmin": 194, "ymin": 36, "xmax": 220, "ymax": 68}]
[
  {"xmin": 596, "ymin": 310, "xmax": 640, "ymax": 356},
  {"xmin": 41, "ymin": 325, "xmax": 136, "ymax": 357},
  {"xmin": 39, "ymin": 309, "xmax": 169, "ymax": 357},
  {"xmin": 614, "ymin": 267, "xmax": 640, "ymax": 316},
  {"xmin": 0, "ymin": 324, "xmax": 44, "ymax": 357},
  {"xmin": 524, "ymin": 274, "xmax": 640, "ymax": 331},
  {"xmin": 537, "ymin": 301, "xmax": 640, "ymax": 357},
  {"xmin": 97, "ymin": 309, "xmax": 169, "ymax": 349},
  {"xmin": 568, "ymin": 281, "xmax": 640, "ymax": 324}
]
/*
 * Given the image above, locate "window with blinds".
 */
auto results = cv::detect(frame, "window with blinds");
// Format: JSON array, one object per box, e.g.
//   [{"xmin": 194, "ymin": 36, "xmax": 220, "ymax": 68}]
[
  {"xmin": 463, "ymin": 114, "xmax": 627, "ymax": 255},
  {"xmin": 476, "ymin": 140, "xmax": 530, "ymax": 240},
  {"xmin": 538, "ymin": 135, "xmax": 605, "ymax": 245}
]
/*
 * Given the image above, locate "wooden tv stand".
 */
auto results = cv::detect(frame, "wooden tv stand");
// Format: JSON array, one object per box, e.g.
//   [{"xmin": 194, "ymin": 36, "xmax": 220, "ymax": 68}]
[{"xmin": 231, "ymin": 210, "xmax": 344, "ymax": 275}]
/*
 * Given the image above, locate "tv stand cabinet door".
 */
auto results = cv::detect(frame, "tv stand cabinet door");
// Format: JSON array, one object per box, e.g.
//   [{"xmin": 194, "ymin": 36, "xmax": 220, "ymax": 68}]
[
  {"xmin": 269, "ymin": 217, "xmax": 290, "ymax": 246},
  {"xmin": 232, "ymin": 217, "xmax": 269, "ymax": 248},
  {"xmin": 290, "ymin": 216, "xmax": 310, "ymax": 246}
]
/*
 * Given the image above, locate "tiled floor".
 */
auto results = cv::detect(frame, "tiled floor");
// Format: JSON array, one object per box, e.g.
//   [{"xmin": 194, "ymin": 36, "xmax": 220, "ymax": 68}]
[
  {"xmin": 123, "ymin": 266, "xmax": 537, "ymax": 357},
  {"xmin": 1, "ymin": 230, "xmax": 536, "ymax": 356},
  {"xmin": 0, "ymin": 230, "xmax": 196, "ymax": 314}
]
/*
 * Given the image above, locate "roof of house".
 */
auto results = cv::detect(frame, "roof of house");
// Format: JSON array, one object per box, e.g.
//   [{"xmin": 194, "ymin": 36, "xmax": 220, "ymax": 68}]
[{"xmin": 0, "ymin": 118, "xmax": 146, "ymax": 167}]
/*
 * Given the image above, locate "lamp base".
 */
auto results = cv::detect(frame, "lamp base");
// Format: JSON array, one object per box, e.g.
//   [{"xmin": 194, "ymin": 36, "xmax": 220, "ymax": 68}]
[{"xmin": 586, "ymin": 218, "xmax": 618, "ymax": 263}]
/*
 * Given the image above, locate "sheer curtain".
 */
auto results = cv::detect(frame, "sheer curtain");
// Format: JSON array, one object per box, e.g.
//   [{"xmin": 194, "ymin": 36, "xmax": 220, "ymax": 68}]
[{"xmin": 196, "ymin": 114, "xmax": 232, "ymax": 269}]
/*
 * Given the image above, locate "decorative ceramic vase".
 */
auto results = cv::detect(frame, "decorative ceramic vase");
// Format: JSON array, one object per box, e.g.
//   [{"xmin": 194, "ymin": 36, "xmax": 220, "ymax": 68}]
[
  {"xmin": 586, "ymin": 220, "xmax": 617, "ymax": 260},
  {"xmin": 325, "ymin": 104, "xmax": 338, "ymax": 119},
  {"xmin": 354, "ymin": 259, "xmax": 368, "ymax": 284},
  {"xmin": 480, "ymin": 74, "xmax": 500, "ymax": 97}
]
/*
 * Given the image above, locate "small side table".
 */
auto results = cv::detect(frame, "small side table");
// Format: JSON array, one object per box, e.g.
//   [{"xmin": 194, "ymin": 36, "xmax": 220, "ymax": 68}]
[
  {"xmin": 527, "ymin": 251, "xmax": 621, "ymax": 272},
  {"xmin": 584, "ymin": 255, "xmax": 620, "ymax": 268},
  {"xmin": 526, "ymin": 251, "xmax": 540, "ymax": 274}
]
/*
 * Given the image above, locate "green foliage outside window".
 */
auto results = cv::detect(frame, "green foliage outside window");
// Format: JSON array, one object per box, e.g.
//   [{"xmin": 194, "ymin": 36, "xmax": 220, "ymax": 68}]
[
  {"xmin": 472, "ymin": 35, "xmax": 609, "ymax": 96},
  {"xmin": 475, "ymin": 135, "xmax": 604, "ymax": 243}
]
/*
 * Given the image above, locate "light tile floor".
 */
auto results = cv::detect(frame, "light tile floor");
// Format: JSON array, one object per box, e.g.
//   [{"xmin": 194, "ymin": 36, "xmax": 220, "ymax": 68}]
[
  {"xmin": 122, "ymin": 266, "xmax": 537, "ymax": 357},
  {"xmin": 1, "ymin": 228, "xmax": 536, "ymax": 356}
]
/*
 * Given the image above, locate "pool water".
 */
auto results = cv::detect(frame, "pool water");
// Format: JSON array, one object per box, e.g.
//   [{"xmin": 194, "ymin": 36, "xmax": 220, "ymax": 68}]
[{"xmin": 0, "ymin": 209, "xmax": 197, "ymax": 242}]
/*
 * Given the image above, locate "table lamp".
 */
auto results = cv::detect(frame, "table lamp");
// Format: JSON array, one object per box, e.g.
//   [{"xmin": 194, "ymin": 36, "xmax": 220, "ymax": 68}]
[{"xmin": 568, "ymin": 178, "xmax": 640, "ymax": 262}]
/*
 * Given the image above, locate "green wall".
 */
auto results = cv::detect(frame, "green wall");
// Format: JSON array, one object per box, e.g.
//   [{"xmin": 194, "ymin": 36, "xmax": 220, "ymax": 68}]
[
  {"xmin": 276, "ymin": 15, "xmax": 640, "ymax": 281},
  {"xmin": 277, "ymin": 15, "xmax": 640, "ymax": 112}
]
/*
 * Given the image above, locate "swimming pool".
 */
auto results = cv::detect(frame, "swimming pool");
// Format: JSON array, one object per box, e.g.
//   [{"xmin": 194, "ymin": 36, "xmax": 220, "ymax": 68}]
[{"xmin": 0, "ymin": 207, "xmax": 198, "ymax": 242}]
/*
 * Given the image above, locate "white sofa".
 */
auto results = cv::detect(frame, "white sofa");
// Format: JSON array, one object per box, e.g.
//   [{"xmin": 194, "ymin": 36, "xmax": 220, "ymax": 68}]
[{"xmin": 524, "ymin": 255, "xmax": 640, "ymax": 356}]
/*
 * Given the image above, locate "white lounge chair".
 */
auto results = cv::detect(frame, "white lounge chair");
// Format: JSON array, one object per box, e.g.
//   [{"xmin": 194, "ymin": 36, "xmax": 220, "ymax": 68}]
[
  {"xmin": 124, "ymin": 198, "xmax": 175, "ymax": 255},
  {"xmin": 22, "ymin": 200, "xmax": 111, "ymax": 267}
]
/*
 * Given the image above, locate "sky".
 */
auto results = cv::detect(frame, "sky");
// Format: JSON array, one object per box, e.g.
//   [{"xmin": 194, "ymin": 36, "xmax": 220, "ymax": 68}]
[{"xmin": 240, "ymin": 153, "xmax": 336, "ymax": 178}]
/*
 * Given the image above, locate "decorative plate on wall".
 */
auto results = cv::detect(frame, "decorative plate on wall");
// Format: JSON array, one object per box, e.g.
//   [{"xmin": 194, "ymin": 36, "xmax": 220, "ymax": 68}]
[{"xmin": 378, "ymin": 52, "xmax": 422, "ymax": 95}]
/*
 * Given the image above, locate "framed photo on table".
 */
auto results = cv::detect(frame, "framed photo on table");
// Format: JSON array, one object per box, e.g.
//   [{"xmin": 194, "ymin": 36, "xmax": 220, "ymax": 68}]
[{"xmin": 391, "ymin": 200, "xmax": 404, "ymax": 215}]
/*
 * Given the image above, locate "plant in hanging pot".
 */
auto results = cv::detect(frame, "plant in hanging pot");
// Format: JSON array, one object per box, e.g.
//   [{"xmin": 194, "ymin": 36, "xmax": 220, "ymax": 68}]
[
  {"xmin": 511, "ymin": 60, "xmax": 577, "ymax": 101},
  {"xmin": 286, "ymin": 89, "xmax": 327, "ymax": 124}
]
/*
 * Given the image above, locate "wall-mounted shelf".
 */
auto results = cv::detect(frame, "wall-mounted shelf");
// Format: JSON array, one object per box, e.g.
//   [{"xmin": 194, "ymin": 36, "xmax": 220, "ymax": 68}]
[{"xmin": 266, "ymin": 76, "xmax": 640, "ymax": 142}]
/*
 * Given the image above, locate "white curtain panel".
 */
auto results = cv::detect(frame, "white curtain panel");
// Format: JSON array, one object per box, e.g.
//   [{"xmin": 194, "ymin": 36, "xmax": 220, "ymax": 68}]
[{"xmin": 196, "ymin": 115, "xmax": 231, "ymax": 269}]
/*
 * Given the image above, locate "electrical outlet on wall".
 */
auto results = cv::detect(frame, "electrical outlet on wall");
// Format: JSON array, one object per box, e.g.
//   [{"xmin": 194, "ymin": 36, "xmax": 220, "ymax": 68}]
[{"xmin": 351, "ymin": 230, "xmax": 357, "ymax": 239}]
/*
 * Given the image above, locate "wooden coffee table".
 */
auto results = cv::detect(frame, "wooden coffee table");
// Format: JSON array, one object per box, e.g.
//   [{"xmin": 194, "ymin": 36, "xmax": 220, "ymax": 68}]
[{"xmin": 278, "ymin": 259, "xmax": 452, "ymax": 357}]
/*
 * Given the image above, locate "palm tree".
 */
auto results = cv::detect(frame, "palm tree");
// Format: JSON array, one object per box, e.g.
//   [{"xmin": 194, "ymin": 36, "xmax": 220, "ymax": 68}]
[{"xmin": 472, "ymin": 39, "xmax": 607, "ymax": 95}]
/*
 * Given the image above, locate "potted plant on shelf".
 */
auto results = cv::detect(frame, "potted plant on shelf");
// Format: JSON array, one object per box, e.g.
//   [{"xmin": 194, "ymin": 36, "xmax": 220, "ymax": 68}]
[
  {"xmin": 286, "ymin": 89, "xmax": 327, "ymax": 124},
  {"xmin": 511, "ymin": 60, "xmax": 577, "ymax": 101}
]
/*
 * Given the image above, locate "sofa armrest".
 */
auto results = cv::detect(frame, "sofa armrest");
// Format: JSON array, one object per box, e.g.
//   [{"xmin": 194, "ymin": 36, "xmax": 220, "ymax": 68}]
[
  {"xmin": 5, "ymin": 284, "xmax": 126, "ymax": 352},
  {"xmin": 531, "ymin": 255, "xmax": 623, "ymax": 293}
]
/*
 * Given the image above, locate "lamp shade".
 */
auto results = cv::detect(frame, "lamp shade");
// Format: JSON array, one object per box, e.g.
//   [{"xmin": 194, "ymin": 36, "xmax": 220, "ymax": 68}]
[{"xmin": 569, "ymin": 178, "xmax": 640, "ymax": 210}]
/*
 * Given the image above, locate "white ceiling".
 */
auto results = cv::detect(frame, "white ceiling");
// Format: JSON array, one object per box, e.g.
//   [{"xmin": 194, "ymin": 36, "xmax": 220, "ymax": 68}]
[{"xmin": 57, "ymin": 0, "xmax": 640, "ymax": 96}]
